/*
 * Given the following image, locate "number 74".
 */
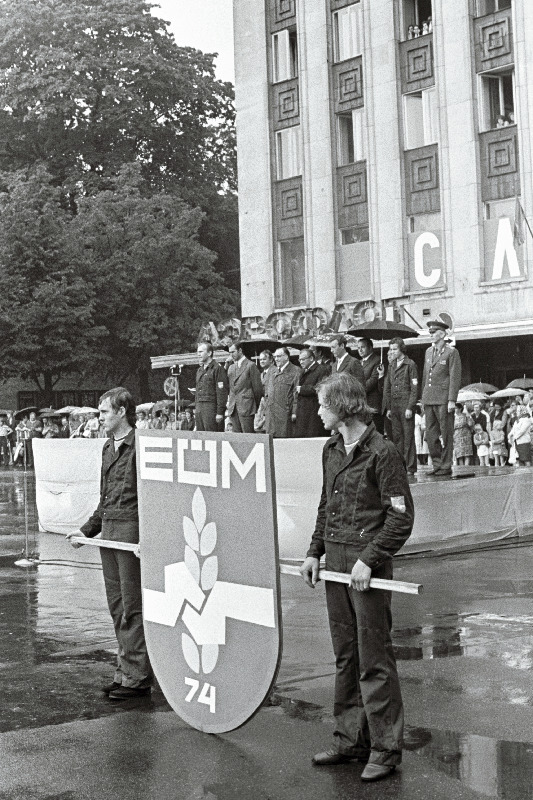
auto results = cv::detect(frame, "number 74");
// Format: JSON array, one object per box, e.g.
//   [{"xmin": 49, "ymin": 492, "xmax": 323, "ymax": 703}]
[{"xmin": 184, "ymin": 677, "xmax": 216, "ymax": 714}]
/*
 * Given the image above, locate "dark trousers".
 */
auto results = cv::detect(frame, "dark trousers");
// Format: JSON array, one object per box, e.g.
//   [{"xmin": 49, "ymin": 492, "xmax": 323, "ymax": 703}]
[
  {"xmin": 230, "ymin": 411, "xmax": 255, "ymax": 433},
  {"xmin": 372, "ymin": 413, "xmax": 384, "ymax": 435},
  {"xmin": 425, "ymin": 404, "xmax": 454, "ymax": 471},
  {"xmin": 0, "ymin": 436, "xmax": 9, "ymax": 464},
  {"xmin": 325, "ymin": 544, "xmax": 403, "ymax": 766},
  {"xmin": 100, "ymin": 548, "xmax": 153, "ymax": 688},
  {"xmin": 195, "ymin": 402, "xmax": 223, "ymax": 432},
  {"xmin": 390, "ymin": 406, "xmax": 417, "ymax": 473}
]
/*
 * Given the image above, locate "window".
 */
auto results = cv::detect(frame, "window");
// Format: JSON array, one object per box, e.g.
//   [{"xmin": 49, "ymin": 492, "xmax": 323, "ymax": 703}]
[
  {"xmin": 476, "ymin": 0, "xmax": 511, "ymax": 16},
  {"xmin": 272, "ymin": 29, "xmax": 298, "ymax": 83},
  {"xmin": 402, "ymin": 0, "xmax": 432, "ymax": 40},
  {"xmin": 333, "ymin": 4, "xmax": 362, "ymax": 63},
  {"xmin": 480, "ymin": 71, "xmax": 514, "ymax": 130},
  {"xmin": 403, "ymin": 88, "xmax": 437, "ymax": 149},
  {"xmin": 341, "ymin": 226, "xmax": 369, "ymax": 244},
  {"xmin": 337, "ymin": 109, "xmax": 365, "ymax": 165},
  {"xmin": 275, "ymin": 126, "xmax": 301, "ymax": 179},
  {"xmin": 484, "ymin": 198, "xmax": 515, "ymax": 220},
  {"xmin": 278, "ymin": 238, "xmax": 306, "ymax": 307}
]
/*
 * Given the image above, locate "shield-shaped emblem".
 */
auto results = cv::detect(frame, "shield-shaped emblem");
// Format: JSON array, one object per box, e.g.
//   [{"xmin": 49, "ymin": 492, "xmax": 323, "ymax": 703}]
[{"xmin": 137, "ymin": 430, "xmax": 282, "ymax": 733}]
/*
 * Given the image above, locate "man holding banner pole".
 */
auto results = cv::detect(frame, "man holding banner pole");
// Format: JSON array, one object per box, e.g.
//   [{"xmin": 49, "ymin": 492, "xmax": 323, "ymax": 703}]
[
  {"xmin": 300, "ymin": 373, "xmax": 414, "ymax": 783},
  {"xmin": 67, "ymin": 387, "xmax": 153, "ymax": 701}
]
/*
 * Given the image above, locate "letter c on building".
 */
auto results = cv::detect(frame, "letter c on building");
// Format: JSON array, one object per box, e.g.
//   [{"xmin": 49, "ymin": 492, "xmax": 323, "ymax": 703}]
[{"xmin": 414, "ymin": 232, "xmax": 441, "ymax": 289}]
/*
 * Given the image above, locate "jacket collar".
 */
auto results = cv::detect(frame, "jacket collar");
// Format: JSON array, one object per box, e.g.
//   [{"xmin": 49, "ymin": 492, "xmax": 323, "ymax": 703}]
[{"xmin": 326, "ymin": 421, "xmax": 377, "ymax": 458}]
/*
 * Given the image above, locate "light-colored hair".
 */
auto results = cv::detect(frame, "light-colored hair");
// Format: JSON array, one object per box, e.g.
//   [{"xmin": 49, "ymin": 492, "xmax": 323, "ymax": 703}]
[{"xmin": 317, "ymin": 373, "xmax": 373, "ymax": 424}]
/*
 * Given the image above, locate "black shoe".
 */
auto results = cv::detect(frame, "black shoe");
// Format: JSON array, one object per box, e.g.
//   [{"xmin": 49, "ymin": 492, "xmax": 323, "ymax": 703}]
[
  {"xmin": 435, "ymin": 468, "xmax": 452, "ymax": 476},
  {"xmin": 108, "ymin": 686, "xmax": 151, "ymax": 701},
  {"xmin": 102, "ymin": 681, "xmax": 122, "ymax": 695},
  {"xmin": 426, "ymin": 468, "xmax": 438, "ymax": 475},
  {"xmin": 312, "ymin": 749, "xmax": 365, "ymax": 766},
  {"xmin": 361, "ymin": 764, "xmax": 396, "ymax": 782}
]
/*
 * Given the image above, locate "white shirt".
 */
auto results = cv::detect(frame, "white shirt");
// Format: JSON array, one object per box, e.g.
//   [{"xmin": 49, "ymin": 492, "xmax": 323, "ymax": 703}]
[{"xmin": 336, "ymin": 353, "xmax": 348, "ymax": 367}]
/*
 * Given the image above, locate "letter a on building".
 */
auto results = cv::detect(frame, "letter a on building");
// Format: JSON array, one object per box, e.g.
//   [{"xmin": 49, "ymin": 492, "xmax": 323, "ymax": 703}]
[{"xmin": 137, "ymin": 430, "xmax": 282, "ymax": 733}]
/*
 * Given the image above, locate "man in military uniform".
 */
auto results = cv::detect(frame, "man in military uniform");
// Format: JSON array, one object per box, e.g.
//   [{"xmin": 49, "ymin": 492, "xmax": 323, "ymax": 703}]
[
  {"xmin": 382, "ymin": 337, "xmax": 418, "ymax": 474},
  {"xmin": 195, "ymin": 342, "xmax": 229, "ymax": 432},
  {"xmin": 421, "ymin": 319, "xmax": 462, "ymax": 476}
]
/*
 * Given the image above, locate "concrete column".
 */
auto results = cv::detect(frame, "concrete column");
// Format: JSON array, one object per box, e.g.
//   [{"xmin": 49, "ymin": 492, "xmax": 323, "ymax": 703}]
[
  {"xmin": 233, "ymin": 0, "xmax": 274, "ymax": 318},
  {"xmin": 297, "ymin": 0, "xmax": 337, "ymax": 311}
]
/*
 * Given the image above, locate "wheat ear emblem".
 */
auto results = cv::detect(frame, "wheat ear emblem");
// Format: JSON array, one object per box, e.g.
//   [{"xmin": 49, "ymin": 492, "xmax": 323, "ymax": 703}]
[{"xmin": 181, "ymin": 487, "xmax": 219, "ymax": 675}]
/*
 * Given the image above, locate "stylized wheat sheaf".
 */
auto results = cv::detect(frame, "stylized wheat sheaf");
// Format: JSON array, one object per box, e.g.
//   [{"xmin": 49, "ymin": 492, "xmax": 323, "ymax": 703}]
[{"xmin": 181, "ymin": 487, "xmax": 219, "ymax": 675}]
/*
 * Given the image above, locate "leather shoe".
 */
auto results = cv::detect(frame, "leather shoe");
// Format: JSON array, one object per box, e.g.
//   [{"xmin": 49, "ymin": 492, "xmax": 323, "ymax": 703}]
[
  {"xmin": 361, "ymin": 763, "xmax": 396, "ymax": 782},
  {"xmin": 426, "ymin": 468, "xmax": 438, "ymax": 475},
  {"xmin": 108, "ymin": 686, "xmax": 151, "ymax": 701},
  {"xmin": 312, "ymin": 749, "xmax": 356, "ymax": 766},
  {"xmin": 102, "ymin": 682, "xmax": 122, "ymax": 695},
  {"xmin": 435, "ymin": 468, "xmax": 452, "ymax": 476}
]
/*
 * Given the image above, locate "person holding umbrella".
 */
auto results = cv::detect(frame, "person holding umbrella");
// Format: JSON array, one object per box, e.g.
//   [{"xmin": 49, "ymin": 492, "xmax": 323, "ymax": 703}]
[{"xmin": 421, "ymin": 319, "xmax": 462, "ymax": 476}]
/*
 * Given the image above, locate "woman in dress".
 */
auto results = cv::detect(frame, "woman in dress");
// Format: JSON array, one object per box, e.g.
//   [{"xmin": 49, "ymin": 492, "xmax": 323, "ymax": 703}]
[{"xmin": 453, "ymin": 402, "xmax": 474, "ymax": 466}]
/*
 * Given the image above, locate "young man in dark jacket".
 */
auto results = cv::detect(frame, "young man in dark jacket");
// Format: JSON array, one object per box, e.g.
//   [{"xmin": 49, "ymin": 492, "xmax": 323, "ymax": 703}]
[
  {"xmin": 300, "ymin": 373, "xmax": 414, "ymax": 783},
  {"xmin": 67, "ymin": 387, "xmax": 153, "ymax": 701}
]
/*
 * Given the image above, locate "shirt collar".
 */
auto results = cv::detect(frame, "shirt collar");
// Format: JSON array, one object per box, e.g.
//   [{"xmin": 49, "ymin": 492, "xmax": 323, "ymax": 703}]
[{"xmin": 336, "ymin": 353, "xmax": 348, "ymax": 365}]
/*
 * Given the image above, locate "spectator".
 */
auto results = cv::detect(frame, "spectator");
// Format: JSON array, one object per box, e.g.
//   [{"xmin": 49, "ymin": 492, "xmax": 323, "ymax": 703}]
[
  {"xmin": 41, "ymin": 416, "xmax": 60, "ymax": 439},
  {"xmin": 453, "ymin": 402, "xmax": 474, "ymax": 466},
  {"xmin": 490, "ymin": 419, "xmax": 507, "ymax": 467},
  {"xmin": 473, "ymin": 423, "xmax": 490, "ymax": 467},
  {"xmin": 159, "ymin": 412, "xmax": 169, "ymax": 430},
  {"xmin": 0, "ymin": 414, "xmax": 13, "ymax": 466},
  {"xmin": 58, "ymin": 416, "xmax": 70, "ymax": 439},
  {"xmin": 509, "ymin": 406, "xmax": 532, "ymax": 467},
  {"xmin": 265, "ymin": 347, "xmax": 301, "ymax": 438},
  {"xmin": 26, "ymin": 411, "xmax": 43, "ymax": 467},
  {"xmin": 84, "ymin": 411, "xmax": 100, "ymax": 438},
  {"xmin": 293, "ymin": 349, "xmax": 327, "ymax": 438},
  {"xmin": 414, "ymin": 404, "xmax": 429, "ymax": 466},
  {"xmin": 136, "ymin": 411, "xmax": 150, "ymax": 430},
  {"xmin": 183, "ymin": 409, "xmax": 195, "ymax": 431},
  {"xmin": 71, "ymin": 414, "xmax": 87, "ymax": 438}
]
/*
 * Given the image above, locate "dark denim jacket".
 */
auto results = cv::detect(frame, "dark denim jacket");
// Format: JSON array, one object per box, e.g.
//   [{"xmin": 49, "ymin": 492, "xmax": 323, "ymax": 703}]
[
  {"xmin": 81, "ymin": 429, "xmax": 139, "ymax": 542},
  {"xmin": 306, "ymin": 424, "xmax": 414, "ymax": 569}
]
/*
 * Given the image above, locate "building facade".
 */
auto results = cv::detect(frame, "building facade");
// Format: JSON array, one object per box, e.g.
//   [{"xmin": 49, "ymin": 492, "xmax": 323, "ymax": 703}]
[{"xmin": 231, "ymin": 0, "xmax": 533, "ymax": 385}]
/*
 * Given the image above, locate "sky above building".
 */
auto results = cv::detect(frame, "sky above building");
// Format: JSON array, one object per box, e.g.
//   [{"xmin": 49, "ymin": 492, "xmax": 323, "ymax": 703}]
[{"xmin": 153, "ymin": 0, "xmax": 235, "ymax": 83}]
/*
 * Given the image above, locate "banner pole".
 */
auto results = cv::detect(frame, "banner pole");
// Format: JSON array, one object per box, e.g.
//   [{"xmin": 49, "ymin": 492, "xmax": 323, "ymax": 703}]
[{"xmin": 69, "ymin": 538, "xmax": 422, "ymax": 594}]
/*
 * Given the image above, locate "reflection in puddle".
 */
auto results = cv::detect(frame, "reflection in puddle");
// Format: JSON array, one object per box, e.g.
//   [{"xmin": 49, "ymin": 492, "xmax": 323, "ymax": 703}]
[{"xmin": 405, "ymin": 725, "xmax": 533, "ymax": 798}]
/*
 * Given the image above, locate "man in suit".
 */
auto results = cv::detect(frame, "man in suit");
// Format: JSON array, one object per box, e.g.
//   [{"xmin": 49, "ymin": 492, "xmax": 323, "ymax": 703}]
[
  {"xmin": 330, "ymin": 335, "xmax": 365, "ymax": 390},
  {"xmin": 294, "ymin": 348, "xmax": 328, "ymax": 437},
  {"xmin": 382, "ymin": 338, "xmax": 419, "ymax": 474},
  {"xmin": 227, "ymin": 342, "xmax": 264, "ymax": 433},
  {"xmin": 357, "ymin": 337, "xmax": 383, "ymax": 433},
  {"xmin": 265, "ymin": 347, "xmax": 301, "ymax": 438},
  {"xmin": 195, "ymin": 342, "xmax": 229, "ymax": 432},
  {"xmin": 421, "ymin": 319, "xmax": 462, "ymax": 476}
]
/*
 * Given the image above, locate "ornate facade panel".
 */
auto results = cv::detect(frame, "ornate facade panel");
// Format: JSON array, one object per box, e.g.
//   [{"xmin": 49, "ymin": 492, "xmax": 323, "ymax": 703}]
[
  {"xmin": 404, "ymin": 144, "xmax": 440, "ymax": 215},
  {"xmin": 271, "ymin": 80, "xmax": 300, "ymax": 129},
  {"xmin": 474, "ymin": 8, "xmax": 513, "ymax": 72},
  {"xmin": 332, "ymin": 57, "xmax": 364, "ymax": 113},
  {"xmin": 399, "ymin": 36, "xmax": 434, "ymax": 93},
  {"xmin": 336, "ymin": 162, "xmax": 368, "ymax": 229},
  {"xmin": 480, "ymin": 127, "xmax": 520, "ymax": 201}
]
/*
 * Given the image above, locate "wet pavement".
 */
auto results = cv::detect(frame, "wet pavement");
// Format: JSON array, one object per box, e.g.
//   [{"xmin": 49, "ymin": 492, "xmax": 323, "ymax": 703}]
[{"xmin": 2, "ymin": 469, "xmax": 533, "ymax": 798}]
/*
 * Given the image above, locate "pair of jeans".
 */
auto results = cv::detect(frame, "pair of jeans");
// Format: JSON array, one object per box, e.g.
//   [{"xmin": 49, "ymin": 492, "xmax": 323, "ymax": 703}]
[{"xmin": 324, "ymin": 543, "xmax": 403, "ymax": 766}]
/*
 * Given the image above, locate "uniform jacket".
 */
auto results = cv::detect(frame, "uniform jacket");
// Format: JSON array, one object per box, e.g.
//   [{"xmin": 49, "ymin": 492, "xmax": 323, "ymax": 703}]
[
  {"xmin": 265, "ymin": 361, "xmax": 301, "ymax": 438},
  {"xmin": 421, "ymin": 344, "xmax": 461, "ymax": 405},
  {"xmin": 382, "ymin": 356, "xmax": 419, "ymax": 413},
  {"xmin": 294, "ymin": 361, "xmax": 328, "ymax": 438},
  {"xmin": 332, "ymin": 353, "xmax": 366, "ymax": 389},
  {"xmin": 361, "ymin": 352, "xmax": 382, "ymax": 413},
  {"xmin": 81, "ymin": 429, "xmax": 139, "ymax": 542},
  {"xmin": 227, "ymin": 357, "xmax": 264, "ymax": 417},
  {"xmin": 307, "ymin": 423, "xmax": 414, "ymax": 569},
  {"xmin": 195, "ymin": 359, "xmax": 229, "ymax": 415}
]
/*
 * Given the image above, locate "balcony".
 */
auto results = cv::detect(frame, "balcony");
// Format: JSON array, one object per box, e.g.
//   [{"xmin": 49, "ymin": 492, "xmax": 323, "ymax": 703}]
[
  {"xmin": 474, "ymin": 6, "xmax": 513, "ymax": 73},
  {"xmin": 399, "ymin": 33, "xmax": 434, "ymax": 94}
]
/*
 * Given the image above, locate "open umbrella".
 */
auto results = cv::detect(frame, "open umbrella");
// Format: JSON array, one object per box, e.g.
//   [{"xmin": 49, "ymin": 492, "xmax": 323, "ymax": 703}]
[
  {"xmin": 152, "ymin": 399, "xmax": 173, "ymax": 412},
  {"xmin": 461, "ymin": 382, "xmax": 499, "ymax": 394},
  {"xmin": 347, "ymin": 319, "xmax": 420, "ymax": 340},
  {"xmin": 506, "ymin": 378, "xmax": 533, "ymax": 390},
  {"xmin": 457, "ymin": 389, "xmax": 488, "ymax": 403},
  {"xmin": 239, "ymin": 338, "xmax": 283, "ymax": 358},
  {"xmin": 55, "ymin": 405, "xmax": 79, "ymax": 415},
  {"xmin": 14, "ymin": 406, "xmax": 38, "ymax": 420},
  {"xmin": 136, "ymin": 402, "xmax": 155, "ymax": 413},
  {"xmin": 283, "ymin": 334, "xmax": 310, "ymax": 349},
  {"xmin": 38, "ymin": 407, "xmax": 57, "ymax": 416},
  {"xmin": 76, "ymin": 406, "xmax": 99, "ymax": 415},
  {"xmin": 491, "ymin": 387, "xmax": 527, "ymax": 399},
  {"xmin": 306, "ymin": 332, "xmax": 360, "ymax": 351}
]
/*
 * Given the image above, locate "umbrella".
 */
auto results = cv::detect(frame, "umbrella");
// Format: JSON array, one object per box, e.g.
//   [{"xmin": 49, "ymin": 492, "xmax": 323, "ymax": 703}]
[
  {"xmin": 347, "ymin": 319, "xmax": 420, "ymax": 340},
  {"xmin": 491, "ymin": 387, "xmax": 527, "ymax": 399},
  {"xmin": 152, "ymin": 399, "xmax": 173, "ymax": 412},
  {"xmin": 239, "ymin": 338, "xmax": 283, "ymax": 358},
  {"xmin": 38, "ymin": 407, "xmax": 57, "ymax": 416},
  {"xmin": 136, "ymin": 402, "xmax": 154, "ymax": 413},
  {"xmin": 14, "ymin": 406, "xmax": 38, "ymax": 420},
  {"xmin": 55, "ymin": 405, "xmax": 79, "ymax": 415},
  {"xmin": 506, "ymin": 378, "xmax": 533, "ymax": 390},
  {"xmin": 283, "ymin": 334, "xmax": 310, "ymax": 349},
  {"xmin": 461, "ymin": 382, "xmax": 499, "ymax": 394},
  {"xmin": 76, "ymin": 406, "xmax": 99, "ymax": 415},
  {"xmin": 306, "ymin": 333, "xmax": 360, "ymax": 351},
  {"xmin": 457, "ymin": 390, "xmax": 488, "ymax": 403}
]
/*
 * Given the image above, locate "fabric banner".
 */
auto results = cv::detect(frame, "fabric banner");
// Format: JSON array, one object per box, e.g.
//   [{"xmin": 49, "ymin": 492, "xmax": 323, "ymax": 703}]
[{"xmin": 33, "ymin": 438, "xmax": 533, "ymax": 557}]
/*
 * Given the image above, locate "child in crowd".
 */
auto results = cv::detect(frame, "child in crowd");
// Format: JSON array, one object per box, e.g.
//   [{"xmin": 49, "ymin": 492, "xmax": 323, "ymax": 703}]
[
  {"xmin": 490, "ymin": 419, "xmax": 507, "ymax": 466},
  {"xmin": 473, "ymin": 423, "xmax": 490, "ymax": 466}
]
